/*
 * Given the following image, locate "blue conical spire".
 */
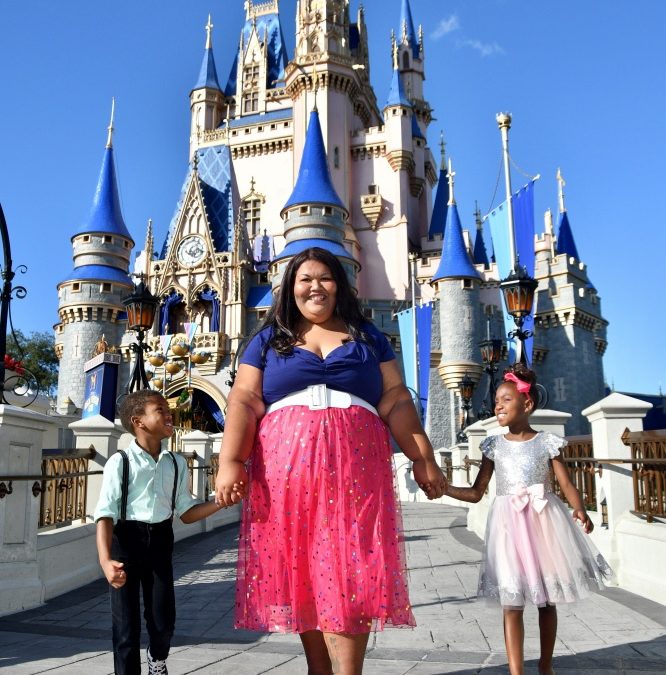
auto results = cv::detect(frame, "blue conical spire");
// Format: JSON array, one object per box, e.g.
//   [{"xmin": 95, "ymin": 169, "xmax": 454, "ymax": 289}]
[
  {"xmin": 428, "ymin": 134, "xmax": 448, "ymax": 238},
  {"xmin": 473, "ymin": 212, "xmax": 490, "ymax": 267},
  {"xmin": 556, "ymin": 211, "xmax": 580, "ymax": 261},
  {"xmin": 75, "ymin": 109, "xmax": 132, "ymax": 241},
  {"xmin": 282, "ymin": 109, "xmax": 345, "ymax": 212},
  {"xmin": 432, "ymin": 161, "xmax": 480, "ymax": 281},
  {"xmin": 193, "ymin": 15, "xmax": 221, "ymax": 91},
  {"xmin": 386, "ymin": 59, "xmax": 411, "ymax": 108},
  {"xmin": 399, "ymin": 0, "xmax": 419, "ymax": 58}
]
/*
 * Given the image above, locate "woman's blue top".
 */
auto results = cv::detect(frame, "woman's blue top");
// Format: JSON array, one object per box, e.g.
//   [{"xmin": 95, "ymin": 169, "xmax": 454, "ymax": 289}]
[{"xmin": 239, "ymin": 322, "xmax": 395, "ymax": 407}]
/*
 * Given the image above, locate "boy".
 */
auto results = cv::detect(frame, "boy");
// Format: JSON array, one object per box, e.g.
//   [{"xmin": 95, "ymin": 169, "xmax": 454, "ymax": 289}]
[{"xmin": 95, "ymin": 390, "xmax": 223, "ymax": 675}]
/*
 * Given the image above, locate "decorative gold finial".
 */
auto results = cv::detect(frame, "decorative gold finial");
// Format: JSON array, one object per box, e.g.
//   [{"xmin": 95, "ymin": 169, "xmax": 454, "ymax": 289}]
[
  {"xmin": 144, "ymin": 218, "xmax": 154, "ymax": 277},
  {"xmin": 447, "ymin": 158, "xmax": 456, "ymax": 206},
  {"xmin": 106, "ymin": 97, "xmax": 115, "ymax": 149},
  {"xmin": 205, "ymin": 14, "xmax": 213, "ymax": 49},
  {"xmin": 439, "ymin": 131, "xmax": 446, "ymax": 169},
  {"xmin": 391, "ymin": 32, "xmax": 399, "ymax": 70},
  {"xmin": 556, "ymin": 167, "xmax": 566, "ymax": 213}
]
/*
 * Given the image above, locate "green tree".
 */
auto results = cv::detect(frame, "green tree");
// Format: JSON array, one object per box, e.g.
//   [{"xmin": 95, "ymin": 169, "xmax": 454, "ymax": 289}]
[{"xmin": 5, "ymin": 330, "xmax": 59, "ymax": 395}]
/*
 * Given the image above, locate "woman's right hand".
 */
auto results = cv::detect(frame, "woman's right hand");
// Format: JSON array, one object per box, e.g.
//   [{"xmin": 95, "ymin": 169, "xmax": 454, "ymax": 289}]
[
  {"xmin": 412, "ymin": 457, "xmax": 447, "ymax": 500},
  {"xmin": 215, "ymin": 459, "xmax": 249, "ymax": 507}
]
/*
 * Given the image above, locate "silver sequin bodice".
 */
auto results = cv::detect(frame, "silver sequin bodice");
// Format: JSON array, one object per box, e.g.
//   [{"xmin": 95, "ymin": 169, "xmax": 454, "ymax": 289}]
[{"xmin": 480, "ymin": 432, "xmax": 565, "ymax": 496}]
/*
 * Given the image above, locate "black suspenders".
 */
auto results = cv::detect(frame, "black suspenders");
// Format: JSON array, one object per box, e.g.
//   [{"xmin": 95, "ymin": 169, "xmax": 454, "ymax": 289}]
[{"xmin": 117, "ymin": 450, "xmax": 179, "ymax": 522}]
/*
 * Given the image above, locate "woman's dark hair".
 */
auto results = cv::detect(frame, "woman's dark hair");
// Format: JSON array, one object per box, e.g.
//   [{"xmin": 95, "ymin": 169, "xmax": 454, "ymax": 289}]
[
  {"xmin": 261, "ymin": 247, "xmax": 367, "ymax": 355},
  {"xmin": 502, "ymin": 363, "xmax": 539, "ymax": 408}
]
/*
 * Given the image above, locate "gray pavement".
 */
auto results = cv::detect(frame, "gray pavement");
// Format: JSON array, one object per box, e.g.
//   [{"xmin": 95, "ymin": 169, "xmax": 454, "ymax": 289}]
[{"xmin": 1, "ymin": 503, "xmax": 665, "ymax": 674}]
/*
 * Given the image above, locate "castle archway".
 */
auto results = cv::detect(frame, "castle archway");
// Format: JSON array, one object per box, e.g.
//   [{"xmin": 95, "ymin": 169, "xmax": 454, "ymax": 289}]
[{"xmin": 163, "ymin": 376, "xmax": 227, "ymax": 434}]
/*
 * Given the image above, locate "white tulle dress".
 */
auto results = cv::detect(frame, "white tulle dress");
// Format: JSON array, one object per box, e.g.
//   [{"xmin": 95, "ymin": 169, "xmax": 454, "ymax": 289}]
[{"xmin": 477, "ymin": 431, "xmax": 611, "ymax": 608}]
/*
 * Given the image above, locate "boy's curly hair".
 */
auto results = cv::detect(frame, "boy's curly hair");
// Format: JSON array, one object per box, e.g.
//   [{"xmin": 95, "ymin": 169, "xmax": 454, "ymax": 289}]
[
  {"xmin": 503, "ymin": 363, "xmax": 539, "ymax": 408},
  {"xmin": 118, "ymin": 390, "xmax": 165, "ymax": 433}
]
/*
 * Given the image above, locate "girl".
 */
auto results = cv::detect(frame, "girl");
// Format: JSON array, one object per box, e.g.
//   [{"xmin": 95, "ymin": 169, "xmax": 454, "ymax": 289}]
[{"xmin": 445, "ymin": 364, "xmax": 611, "ymax": 675}]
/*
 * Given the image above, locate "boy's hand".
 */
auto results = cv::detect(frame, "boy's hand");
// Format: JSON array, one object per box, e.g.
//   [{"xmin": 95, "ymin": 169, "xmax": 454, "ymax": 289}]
[
  {"xmin": 412, "ymin": 458, "xmax": 447, "ymax": 500},
  {"xmin": 215, "ymin": 459, "xmax": 249, "ymax": 507},
  {"xmin": 102, "ymin": 559, "xmax": 126, "ymax": 588},
  {"xmin": 573, "ymin": 509, "xmax": 594, "ymax": 534}
]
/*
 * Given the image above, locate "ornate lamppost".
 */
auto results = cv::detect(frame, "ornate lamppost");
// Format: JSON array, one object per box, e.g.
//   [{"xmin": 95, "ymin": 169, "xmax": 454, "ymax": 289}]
[
  {"xmin": 496, "ymin": 112, "xmax": 539, "ymax": 366},
  {"xmin": 148, "ymin": 327, "xmax": 210, "ymax": 395},
  {"xmin": 456, "ymin": 374, "xmax": 475, "ymax": 442},
  {"xmin": 477, "ymin": 335, "xmax": 503, "ymax": 419},
  {"xmin": 122, "ymin": 279, "xmax": 159, "ymax": 393},
  {"xmin": 0, "ymin": 202, "xmax": 38, "ymax": 405},
  {"xmin": 500, "ymin": 266, "xmax": 538, "ymax": 365}
]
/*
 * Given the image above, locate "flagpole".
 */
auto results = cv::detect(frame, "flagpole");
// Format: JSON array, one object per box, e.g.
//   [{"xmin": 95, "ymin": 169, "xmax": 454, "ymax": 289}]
[
  {"xmin": 496, "ymin": 113, "xmax": 517, "ymax": 272},
  {"xmin": 409, "ymin": 252, "xmax": 420, "ymax": 410}
]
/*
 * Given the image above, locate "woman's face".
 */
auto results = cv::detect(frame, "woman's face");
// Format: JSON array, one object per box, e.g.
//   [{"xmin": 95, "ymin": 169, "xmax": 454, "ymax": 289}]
[{"xmin": 293, "ymin": 259, "xmax": 337, "ymax": 324}]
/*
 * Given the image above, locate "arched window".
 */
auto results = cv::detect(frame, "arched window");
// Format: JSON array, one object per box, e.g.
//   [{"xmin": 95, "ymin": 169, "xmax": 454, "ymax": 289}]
[{"xmin": 402, "ymin": 51, "xmax": 410, "ymax": 70}]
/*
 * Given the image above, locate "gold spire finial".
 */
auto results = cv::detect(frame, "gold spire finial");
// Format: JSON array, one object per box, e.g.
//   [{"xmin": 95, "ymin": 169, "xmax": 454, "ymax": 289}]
[
  {"xmin": 391, "ymin": 32, "xmax": 398, "ymax": 69},
  {"xmin": 106, "ymin": 97, "xmax": 115, "ymax": 149},
  {"xmin": 439, "ymin": 131, "xmax": 446, "ymax": 169},
  {"xmin": 556, "ymin": 167, "xmax": 566, "ymax": 213},
  {"xmin": 144, "ymin": 218, "xmax": 154, "ymax": 278},
  {"xmin": 447, "ymin": 158, "xmax": 456, "ymax": 206},
  {"xmin": 205, "ymin": 14, "xmax": 213, "ymax": 49}
]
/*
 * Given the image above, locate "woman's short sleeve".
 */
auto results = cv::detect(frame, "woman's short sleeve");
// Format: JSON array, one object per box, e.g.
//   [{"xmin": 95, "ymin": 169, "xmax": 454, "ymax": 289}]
[
  {"xmin": 480, "ymin": 435, "xmax": 498, "ymax": 461},
  {"xmin": 364, "ymin": 322, "xmax": 395, "ymax": 362},
  {"xmin": 239, "ymin": 329, "xmax": 270, "ymax": 371},
  {"xmin": 543, "ymin": 432, "xmax": 567, "ymax": 459}
]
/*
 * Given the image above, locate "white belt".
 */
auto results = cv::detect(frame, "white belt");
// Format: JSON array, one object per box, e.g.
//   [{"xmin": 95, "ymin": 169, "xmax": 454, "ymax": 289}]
[{"xmin": 265, "ymin": 384, "xmax": 379, "ymax": 417}]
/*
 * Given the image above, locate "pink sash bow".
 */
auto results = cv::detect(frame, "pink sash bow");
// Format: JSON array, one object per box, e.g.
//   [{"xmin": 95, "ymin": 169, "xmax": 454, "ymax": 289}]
[{"xmin": 510, "ymin": 483, "xmax": 548, "ymax": 513}]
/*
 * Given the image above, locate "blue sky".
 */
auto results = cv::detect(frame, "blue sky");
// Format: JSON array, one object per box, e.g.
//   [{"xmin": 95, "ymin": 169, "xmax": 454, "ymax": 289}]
[{"xmin": 1, "ymin": 1, "xmax": 664, "ymax": 395}]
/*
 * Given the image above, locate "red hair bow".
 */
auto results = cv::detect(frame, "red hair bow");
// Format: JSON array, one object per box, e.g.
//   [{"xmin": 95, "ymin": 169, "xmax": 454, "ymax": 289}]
[{"xmin": 503, "ymin": 372, "xmax": 531, "ymax": 394}]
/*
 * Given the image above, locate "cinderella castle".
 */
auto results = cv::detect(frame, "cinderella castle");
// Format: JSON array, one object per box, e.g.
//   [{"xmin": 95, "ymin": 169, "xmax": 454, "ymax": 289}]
[{"xmin": 54, "ymin": 0, "xmax": 607, "ymax": 443}]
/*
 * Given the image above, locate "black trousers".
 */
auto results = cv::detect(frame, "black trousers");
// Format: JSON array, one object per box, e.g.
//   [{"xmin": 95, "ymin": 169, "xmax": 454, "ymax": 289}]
[{"xmin": 110, "ymin": 519, "xmax": 175, "ymax": 675}]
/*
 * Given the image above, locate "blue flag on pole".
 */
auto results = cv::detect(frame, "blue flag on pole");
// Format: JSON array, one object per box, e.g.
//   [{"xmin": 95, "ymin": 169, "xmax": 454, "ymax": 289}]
[
  {"xmin": 396, "ymin": 303, "xmax": 433, "ymax": 421},
  {"xmin": 485, "ymin": 180, "xmax": 536, "ymax": 361}
]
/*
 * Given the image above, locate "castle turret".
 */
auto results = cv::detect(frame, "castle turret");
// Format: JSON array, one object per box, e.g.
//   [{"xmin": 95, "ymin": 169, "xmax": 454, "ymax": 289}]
[
  {"xmin": 533, "ymin": 170, "xmax": 607, "ymax": 434},
  {"xmin": 55, "ymin": 103, "xmax": 134, "ymax": 412},
  {"xmin": 272, "ymin": 107, "xmax": 358, "ymax": 285},
  {"xmin": 189, "ymin": 16, "xmax": 224, "ymax": 160},
  {"xmin": 473, "ymin": 203, "xmax": 490, "ymax": 267},
  {"xmin": 426, "ymin": 161, "xmax": 483, "ymax": 444},
  {"xmin": 396, "ymin": 0, "xmax": 428, "ymax": 127}
]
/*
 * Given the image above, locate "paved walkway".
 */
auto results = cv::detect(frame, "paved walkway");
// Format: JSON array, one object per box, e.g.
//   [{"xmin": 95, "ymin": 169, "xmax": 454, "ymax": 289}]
[{"xmin": 1, "ymin": 503, "xmax": 665, "ymax": 674}]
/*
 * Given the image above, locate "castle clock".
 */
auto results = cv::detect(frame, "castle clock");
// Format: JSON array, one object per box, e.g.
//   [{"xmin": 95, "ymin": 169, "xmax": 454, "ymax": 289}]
[{"xmin": 177, "ymin": 234, "xmax": 207, "ymax": 266}]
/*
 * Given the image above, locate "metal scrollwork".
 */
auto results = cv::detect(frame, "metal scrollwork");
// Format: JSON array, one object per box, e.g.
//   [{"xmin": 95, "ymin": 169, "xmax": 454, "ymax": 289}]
[{"xmin": 0, "ymin": 202, "xmax": 42, "ymax": 405}]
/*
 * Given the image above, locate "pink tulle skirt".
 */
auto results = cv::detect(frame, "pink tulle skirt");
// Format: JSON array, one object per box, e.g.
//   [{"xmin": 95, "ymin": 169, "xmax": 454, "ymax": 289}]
[
  {"xmin": 235, "ymin": 405, "xmax": 415, "ymax": 634},
  {"xmin": 478, "ymin": 492, "xmax": 611, "ymax": 608}
]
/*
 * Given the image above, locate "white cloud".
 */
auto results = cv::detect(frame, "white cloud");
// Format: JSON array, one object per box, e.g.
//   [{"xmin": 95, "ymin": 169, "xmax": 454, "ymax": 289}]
[
  {"xmin": 431, "ymin": 15, "xmax": 460, "ymax": 40},
  {"xmin": 459, "ymin": 39, "xmax": 505, "ymax": 57}
]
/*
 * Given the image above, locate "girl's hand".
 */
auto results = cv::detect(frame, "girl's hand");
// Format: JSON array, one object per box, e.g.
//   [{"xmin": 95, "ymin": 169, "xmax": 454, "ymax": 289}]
[
  {"xmin": 215, "ymin": 459, "xmax": 248, "ymax": 507},
  {"xmin": 101, "ymin": 559, "xmax": 126, "ymax": 589},
  {"xmin": 412, "ymin": 457, "xmax": 447, "ymax": 500},
  {"xmin": 573, "ymin": 508, "xmax": 594, "ymax": 533}
]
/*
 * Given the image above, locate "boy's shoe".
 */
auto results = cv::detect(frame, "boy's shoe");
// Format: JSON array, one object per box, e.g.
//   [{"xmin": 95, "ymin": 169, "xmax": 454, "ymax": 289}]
[{"xmin": 146, "ymin": 647, "xmax": 168, "ymax": 675}]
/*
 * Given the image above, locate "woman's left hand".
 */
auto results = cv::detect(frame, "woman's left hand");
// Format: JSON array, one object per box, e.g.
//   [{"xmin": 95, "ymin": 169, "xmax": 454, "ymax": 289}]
[
  {"xmin": 412, "ymin": 457, "xmax": 447, "ymax": 500},
  {"xmin": 573, "ymin": 508, "xmax": 594, "ymax": 533}
]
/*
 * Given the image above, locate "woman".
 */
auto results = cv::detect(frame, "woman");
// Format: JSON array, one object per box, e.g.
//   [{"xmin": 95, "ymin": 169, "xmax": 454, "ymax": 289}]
[{"xmin": 215, "ymin": 247, "xmax": 445, "ymax": 675}]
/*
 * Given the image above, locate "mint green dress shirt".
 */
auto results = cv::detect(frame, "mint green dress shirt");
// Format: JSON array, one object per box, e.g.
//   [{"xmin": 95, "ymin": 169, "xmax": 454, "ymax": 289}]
[{"xmin": 94, "ymin": 440, "xmax": 200, "ymax": 524}]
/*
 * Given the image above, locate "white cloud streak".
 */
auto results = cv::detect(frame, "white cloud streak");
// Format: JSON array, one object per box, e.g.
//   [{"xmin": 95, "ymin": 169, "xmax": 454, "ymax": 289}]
[
  {"xmin": 459, "ymin": 38, "xmax": 505, "ymax": 57},
  {"xmin": 431, "ymin": 15, "xmax": 460, "ymax": 40}
]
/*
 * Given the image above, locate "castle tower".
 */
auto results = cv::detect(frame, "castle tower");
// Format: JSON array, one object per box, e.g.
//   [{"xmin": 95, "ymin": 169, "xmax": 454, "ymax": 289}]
[
  {"xmin": 533, "ymin": 170, "xmax": 607, "ymax": 434},
  {"xmin": 272, "ymin": 107, "xmax": 358, "ymax": 286},
  {"xmin": 189, "ymin": 15, "xmax": 224, "ymax": 160},
  {"xmin": 428, "ymin": 161, "xmax": 483, "ymax": 446},
  {"xmin": 396, "ymin": 0, "xmax": 428, "ymax": 127},
  {"xmin": 54, "ymin": 104, "xmax": 134, "ymax": 412}
]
